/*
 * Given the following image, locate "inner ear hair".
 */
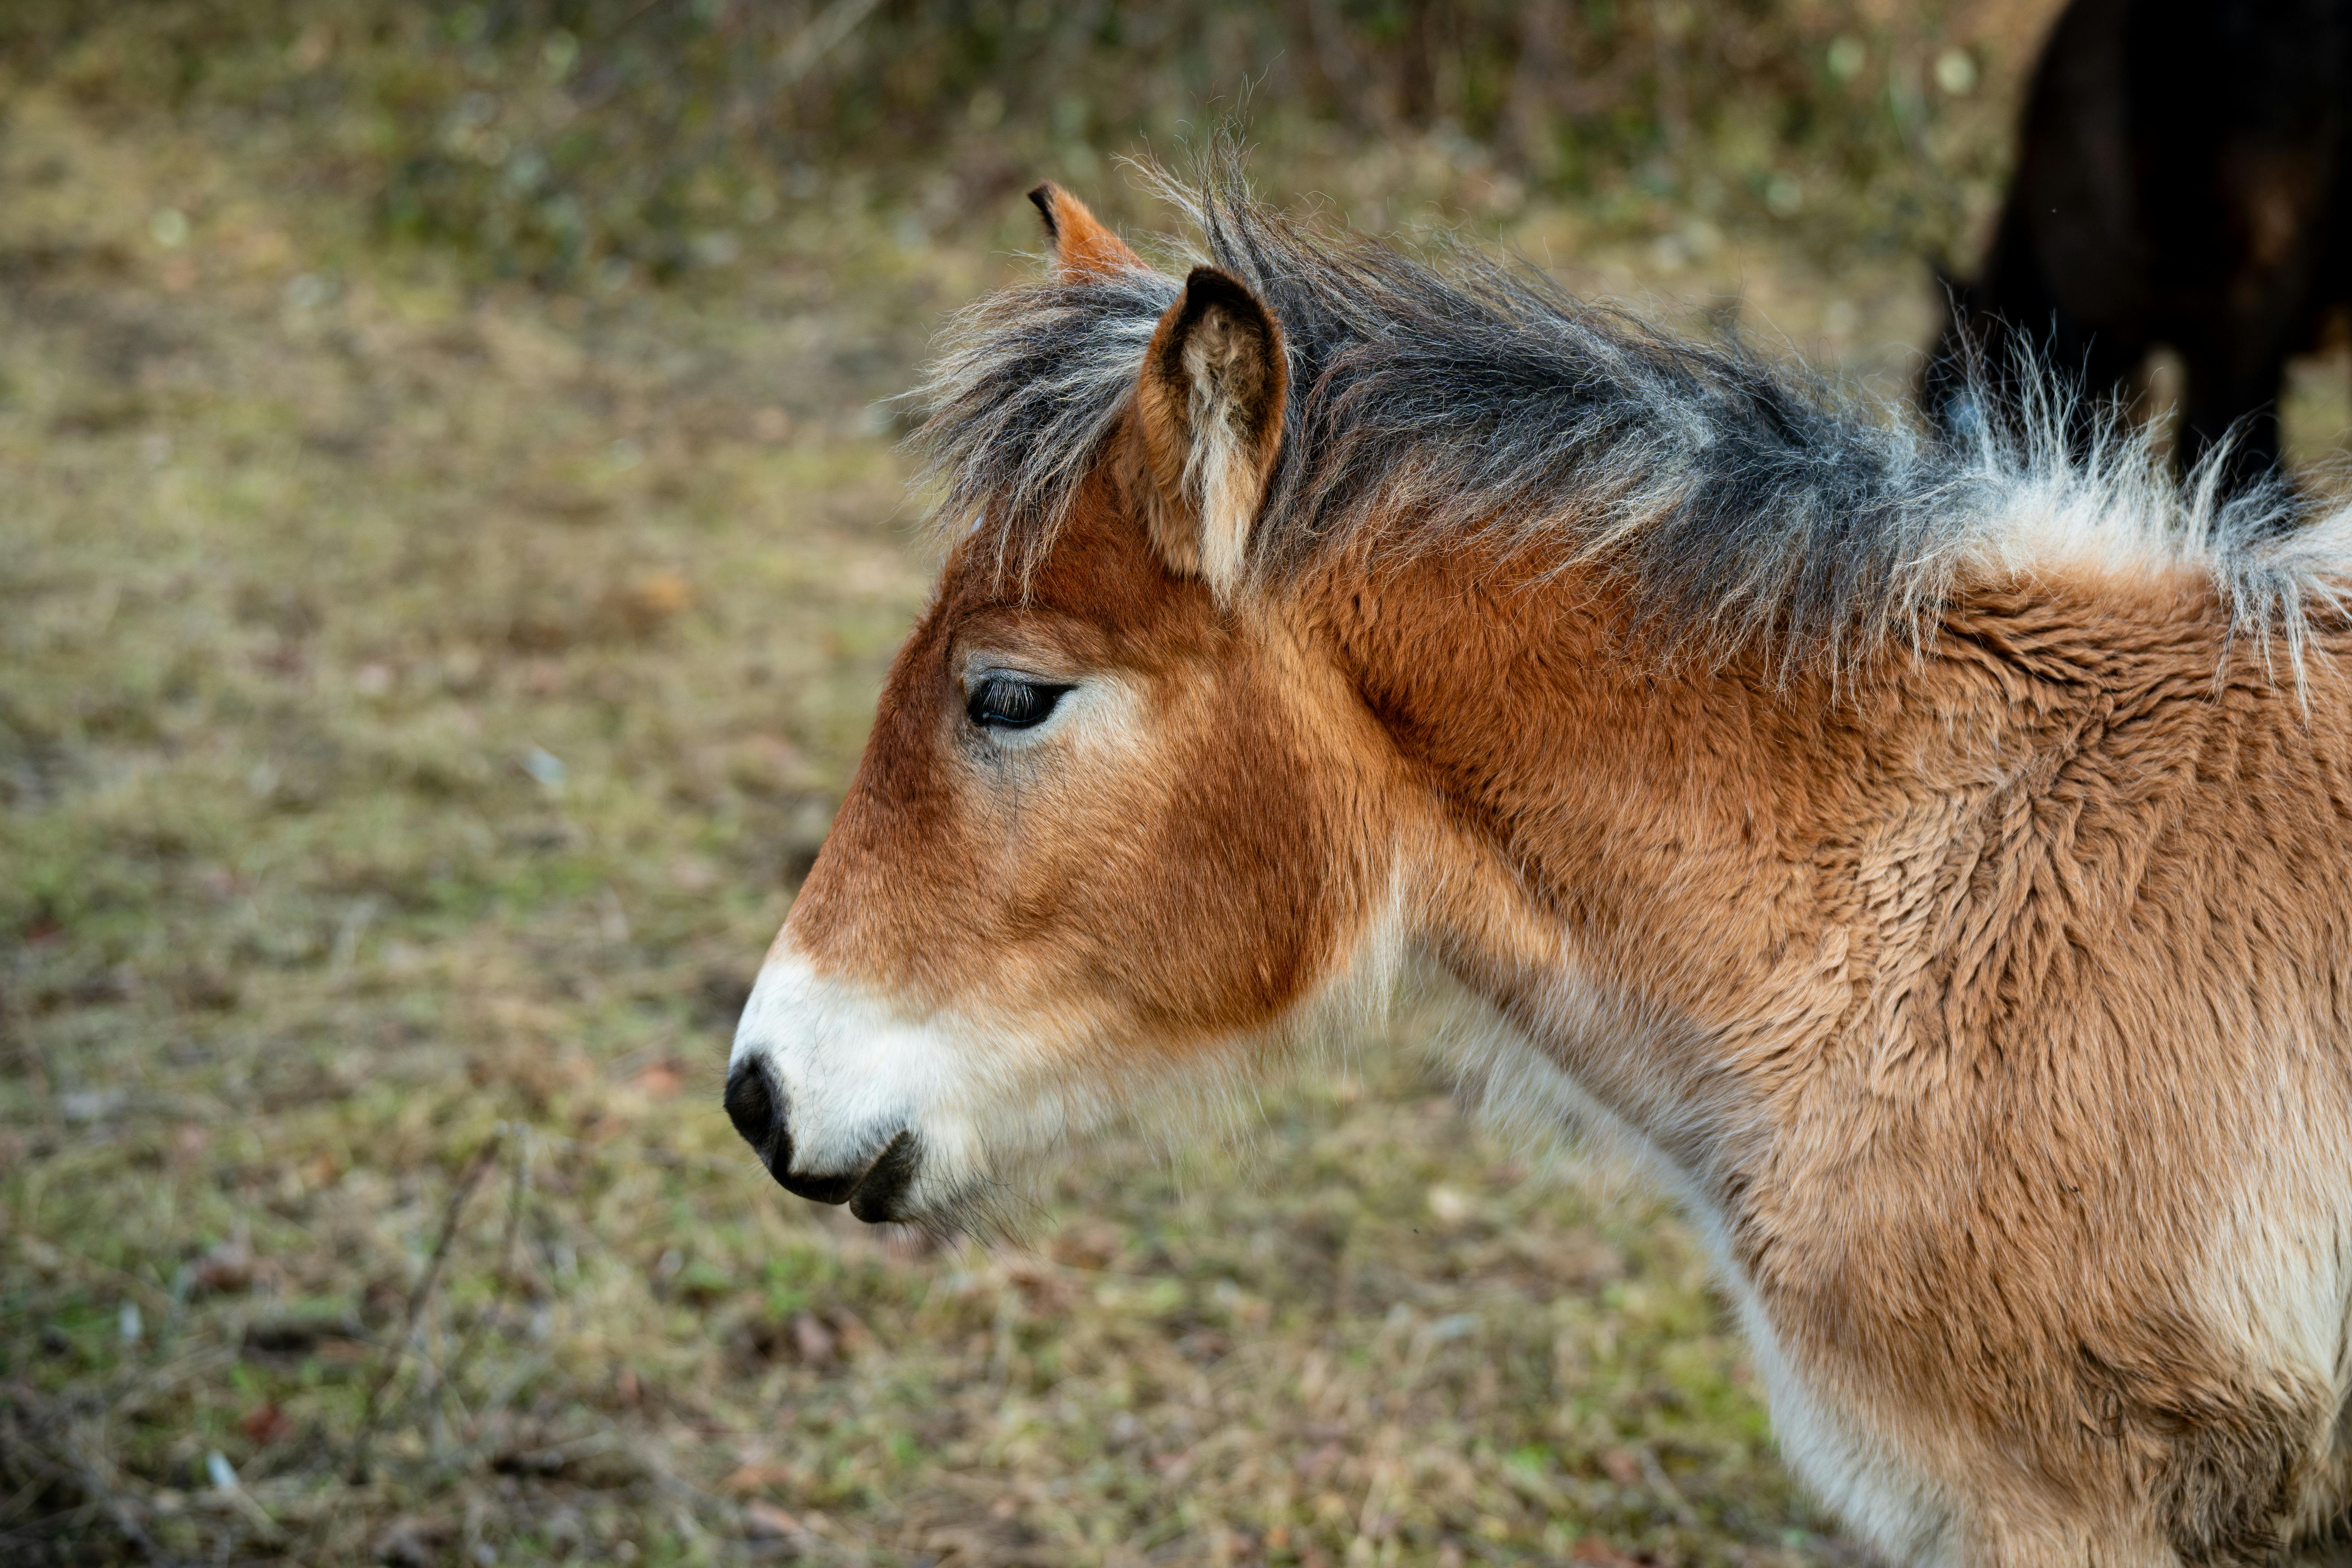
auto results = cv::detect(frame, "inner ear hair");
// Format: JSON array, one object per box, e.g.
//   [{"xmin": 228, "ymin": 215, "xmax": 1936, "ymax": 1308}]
[
  {"xmin": 1133, "ymin": 266, "xmax": 1287, "ymax": 595},
  {"xmin": 1167, "ymin": 271, "xmax": 1281, "ymax": 432}
]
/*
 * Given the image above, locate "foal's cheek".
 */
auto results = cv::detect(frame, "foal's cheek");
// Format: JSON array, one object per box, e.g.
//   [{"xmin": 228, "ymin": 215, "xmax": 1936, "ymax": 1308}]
[{"xmin": 1118, "ymin": 695, "xmax": 1346, "ymax": 1033}]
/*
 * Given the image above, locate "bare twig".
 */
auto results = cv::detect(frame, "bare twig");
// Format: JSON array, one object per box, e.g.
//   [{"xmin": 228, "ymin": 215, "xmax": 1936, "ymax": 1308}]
[
  {"xmin": 1650, "ymin": 0, "xmax": 1689, "ymax": 161},
  {"xmin": 0, "ymin": 1397, "xmax": 178, "ymax": 1567},
  {"xmin": 1637, "ymin": 1444, "xmax": 1703, "ymax": 1530},
  {"xmin": 16, "ymin": 1237, "xmax": 176, "ymax": 1319},
  {"xmin": 0, "ymin": 1470, "xmax": 46, "ymax": 1527},
  {"xmin": 348, "ymin": 1132, "xmax": 504, "ymax": 1484},
  {"xmin": 495, "ymin": 1123, "xmax": 531, "ymax": 1292},
  {"xmin": 604, "ymin": 0, "xmax": 685, "ymax": 39},
  {"xmin": 780, "ymin": 0, "xmax": 885, "ymax": 84},
  {"xmin": 445, "ymin": 1123, "xmax": 535, "ymax": 1394}
]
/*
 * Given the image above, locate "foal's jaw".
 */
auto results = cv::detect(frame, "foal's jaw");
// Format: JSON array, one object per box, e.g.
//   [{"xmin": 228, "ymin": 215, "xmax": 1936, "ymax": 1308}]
[{"xmin": 728, "ymin": 891, "xmax": 1414, "ymax": 1231}]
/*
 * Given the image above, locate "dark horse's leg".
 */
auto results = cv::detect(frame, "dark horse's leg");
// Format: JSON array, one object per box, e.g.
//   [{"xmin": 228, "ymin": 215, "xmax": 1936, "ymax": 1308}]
[
  {"xmin": 1926, "ymin": 0, "xmax": 2349, "ymax": 501},
  {"xmin": 2127, "ymin": 0, "xmax": 2346, "ymax": 496},
  {"xmin": 1923, "ymin": 203, "xmax": 2148, "ymax": 465},
  {"xmin": 1920, "ymin": 0, "xmax": 2153, "ymax": 460},
  {"xmin": 2174, "ymin": 337, "xmax": 2287, "ymax": 496}
]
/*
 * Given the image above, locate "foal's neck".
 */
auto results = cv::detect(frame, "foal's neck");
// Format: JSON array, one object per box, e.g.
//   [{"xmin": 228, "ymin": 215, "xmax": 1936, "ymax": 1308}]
[{"xmin": 1309, "ymin": 546, "xmax": 2143, "ymax": 1192}]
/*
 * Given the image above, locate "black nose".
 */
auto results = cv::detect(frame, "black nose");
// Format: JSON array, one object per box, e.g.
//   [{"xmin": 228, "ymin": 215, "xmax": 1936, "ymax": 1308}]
[
  {"xmin": 724, "ymin": 1058, "xmax": 792, "ymax": 1179},
  {"xmin": 724, "ymin": 1059, "xmax": 921, "ymax": 1221}
]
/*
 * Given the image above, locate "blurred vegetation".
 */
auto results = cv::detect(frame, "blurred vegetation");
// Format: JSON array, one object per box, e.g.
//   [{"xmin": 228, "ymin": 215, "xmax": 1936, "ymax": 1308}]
[
  {"xmin": 14, "ymin": 3, "xmax": 2343, "ymax": 1567},
  {"xmin": 0, "ymin": 0, "xmax": 2019, "ymax": 287}
]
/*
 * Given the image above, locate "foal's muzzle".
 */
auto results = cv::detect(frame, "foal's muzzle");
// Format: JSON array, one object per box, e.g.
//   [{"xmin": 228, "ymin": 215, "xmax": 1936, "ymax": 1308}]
[{"xmin": 723, "ymin": 1058, "xmax": 922, "ymax": 1223}]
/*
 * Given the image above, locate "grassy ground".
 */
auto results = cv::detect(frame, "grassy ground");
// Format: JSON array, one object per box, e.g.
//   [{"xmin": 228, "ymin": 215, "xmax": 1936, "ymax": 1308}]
[{"xmin": 6, "ymin": 29, "xmax": 2352, "ymax": 1568}]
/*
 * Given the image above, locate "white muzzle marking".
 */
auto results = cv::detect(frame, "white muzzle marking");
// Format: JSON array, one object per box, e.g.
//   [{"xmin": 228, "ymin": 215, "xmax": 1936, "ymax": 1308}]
[{"xmin": 729, "ymin": 952, "xmax": 1083, "ymax": 1220}]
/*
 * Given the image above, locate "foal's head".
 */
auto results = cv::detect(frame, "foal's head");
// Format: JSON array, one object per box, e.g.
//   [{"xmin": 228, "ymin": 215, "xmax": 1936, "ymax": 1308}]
[{"xmin": 726, "ymin": 188, "xmax": 1398, "ymax": 1227}]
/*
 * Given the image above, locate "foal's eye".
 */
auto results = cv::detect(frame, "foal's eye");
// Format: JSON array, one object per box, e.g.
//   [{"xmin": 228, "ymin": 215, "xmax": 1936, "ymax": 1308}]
[{"xmin": 965, "ymin": 675, "xmax": 1069, "ymax": 731}]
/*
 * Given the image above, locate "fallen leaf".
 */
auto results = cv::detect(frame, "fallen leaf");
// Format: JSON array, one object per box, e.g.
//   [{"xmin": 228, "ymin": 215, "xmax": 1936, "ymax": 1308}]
[
  {"xmin": 743, "ymin": 1500, "xmax": 802, "ymax": 1539},
  {"xmin": 722, "ymin": 1461, "xmax": 801, "ymax": 1496},
  {"xmin": 1427, "ymin": 1184, "xmax": 1475, "ymax": 1225},
  {"xmin": 629, "ymin": 1059, "xmax": 682, "ymax": 1098},
  {"xmin": 605, "ymin": 569, "xmax": 694, "ymax": 636},
  {"xmin": 373, "ymin": 1514, "xmax": 454, "ymax": 1567},
  {"xmin": 239, "ymin": 1403, "xmax": 295, "ymax": 1444},
  {"xmin": 1571, "ymin": 1539, "xmax": 1643, "ymax": 1568},
  {"xmin": 790, "ymin": 1310, "xmax": 836, "ymax": 1363},
  {"xmin": 190, "ymin": 1237, "xmax": 256, "ymax": 1295}
]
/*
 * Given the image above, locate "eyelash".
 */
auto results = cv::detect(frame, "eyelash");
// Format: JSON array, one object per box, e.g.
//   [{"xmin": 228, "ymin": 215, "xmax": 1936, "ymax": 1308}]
[{"xmin": 965, "ymin": 675, "xmax": 1071, "ymax": 731}]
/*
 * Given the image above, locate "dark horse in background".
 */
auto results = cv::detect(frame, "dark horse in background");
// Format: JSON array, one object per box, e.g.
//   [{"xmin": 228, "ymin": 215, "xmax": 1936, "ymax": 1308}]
[{"xmin": 1923, "ymin": 0, "xmax": 2352, "ymax": 491}]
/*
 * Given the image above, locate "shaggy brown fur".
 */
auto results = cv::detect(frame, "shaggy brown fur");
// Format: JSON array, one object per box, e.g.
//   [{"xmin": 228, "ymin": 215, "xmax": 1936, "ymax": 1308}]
[{"xmin": 733, "ymin": 184, "xmax": 2352, "ymax": 1564}]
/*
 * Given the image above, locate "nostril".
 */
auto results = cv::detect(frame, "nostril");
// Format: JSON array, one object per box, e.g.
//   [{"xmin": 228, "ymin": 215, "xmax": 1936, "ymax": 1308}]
[
  {"xmin": 724, "ymin": 1059, "xmax": 791, "ymax": 1175},
  {"xmin": 722, "ymin": 1060, "xmax": 771, "ymax": 1147}
]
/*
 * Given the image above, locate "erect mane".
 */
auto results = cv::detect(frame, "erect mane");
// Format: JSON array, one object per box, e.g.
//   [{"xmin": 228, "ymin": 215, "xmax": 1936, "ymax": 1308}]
[{"xmin": 914, "ymin": 160, "xmax": 2352, "ymax": 681}]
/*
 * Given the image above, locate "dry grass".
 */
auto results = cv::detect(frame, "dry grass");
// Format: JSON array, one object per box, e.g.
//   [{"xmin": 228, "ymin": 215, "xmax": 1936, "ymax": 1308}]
[{"xmin": 4, "ymin": 36, "xmax": 2352, "ymax": 1568}]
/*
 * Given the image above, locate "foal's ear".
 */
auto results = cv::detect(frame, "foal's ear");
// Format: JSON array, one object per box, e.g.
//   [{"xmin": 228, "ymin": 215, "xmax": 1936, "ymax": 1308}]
[
  {"xmin": 1132, "ymin": 266, "xmax": 1287, "ymax": 597},
  {"xmin": 1028, "ymin": 183, "xmax": 1143, "ymax": 282}
]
